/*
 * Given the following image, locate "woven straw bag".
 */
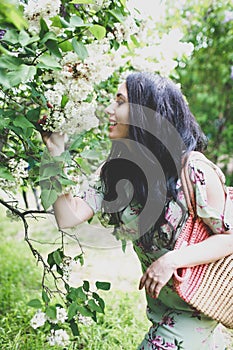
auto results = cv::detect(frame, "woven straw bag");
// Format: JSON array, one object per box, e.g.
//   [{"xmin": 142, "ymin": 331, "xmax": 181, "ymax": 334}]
[{"xmin": 173, "ymin": 153, "xmax": 233, "ymax": 329}]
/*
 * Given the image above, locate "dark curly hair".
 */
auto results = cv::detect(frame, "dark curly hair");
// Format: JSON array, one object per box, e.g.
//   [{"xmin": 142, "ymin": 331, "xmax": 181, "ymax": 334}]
[{"xmin": 100, "ymin": 72, "xmax": 207, "ymax": 249}]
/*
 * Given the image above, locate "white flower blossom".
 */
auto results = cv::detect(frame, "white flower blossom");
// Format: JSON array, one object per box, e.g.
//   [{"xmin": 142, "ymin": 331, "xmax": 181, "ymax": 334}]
[
  {"xmin": 113, "ymin": 17, "xmax": 139, "ymax": 43},
  {"xmin": 24, "ymin": 0, "xmax": 61, "ymax": 34},
  {"xmin": 0, "ymin": 179, "xmax": 16, "ymax": 192},
  {"xmin": 87, "ymin": 0, "xmax": 111, "ymax": 12},
  {"xmin": 59, "ymin": 257, "xmax": 77, "ymax": 282},
  {"xmin": 30, "ymin": 310, "xmax": 47, "ymax": 329},
  {"xmin": 48, "ymin": 307, "xmax": 68, "ymax": 324},
  {"xmin": 7, "ymin": 159, "xmax": 29, "ymax": 187},
  {"xmin": 47, "ymin": 329, "xmax": 70, "ymax": 347},
  {"xmin": 223, "ymin": 10, "xmax": 233, "ymax": 23},
  {"xmin": 78, "ymin": 314, "xmax": 93, "ymax": 326},
  {"xmin": 130, "ymin": 24, "xmax": 194, "ymax": 76}
]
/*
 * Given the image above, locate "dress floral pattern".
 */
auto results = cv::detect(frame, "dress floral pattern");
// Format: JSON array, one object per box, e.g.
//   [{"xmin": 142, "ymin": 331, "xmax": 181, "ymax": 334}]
[{"xmin": 81, "ymin": 152, "xmax": 233, "ymax": 350}]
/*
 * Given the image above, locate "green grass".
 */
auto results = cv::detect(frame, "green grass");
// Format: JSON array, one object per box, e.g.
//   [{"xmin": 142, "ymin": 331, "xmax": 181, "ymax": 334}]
[
  {"xmin": 77, "ymin": 291, "xmax": 148, "ymax": 350},
  {"xmin": 0, "ymin": 208, "xmax": 149, "ymax": 349}
]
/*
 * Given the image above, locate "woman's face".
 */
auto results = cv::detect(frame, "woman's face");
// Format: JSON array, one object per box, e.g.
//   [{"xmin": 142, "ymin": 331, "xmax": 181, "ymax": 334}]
[{"xmin": 105, "ymin": 82, "xmax": 130, "ymax": 140}]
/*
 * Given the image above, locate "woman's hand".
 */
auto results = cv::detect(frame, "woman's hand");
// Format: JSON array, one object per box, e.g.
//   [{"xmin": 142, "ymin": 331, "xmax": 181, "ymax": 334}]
[
  {"xmin": 139, "ymin": 253, "xmax": 176, "ymax": 299},
  {"xmin": 41, "ymin": 131, "xmax": 65, "ymax": 156}
]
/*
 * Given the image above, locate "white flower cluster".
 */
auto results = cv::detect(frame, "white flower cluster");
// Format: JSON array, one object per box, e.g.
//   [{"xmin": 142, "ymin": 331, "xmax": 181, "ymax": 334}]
[
  {"xmin": 74, "ymin": 172, "xmax": 100, "ymax": 197},
  {"xmin": 48, "ymin": 307, "xmax": 68, "ymax": 324},
  {"xmin": 24, "ymin": 0, "xmax": 61, "ymax": 34},
  {"xmin": 30, "ymin": 307, "xmax": 67, "ymax": 329},
  {"xmin": 7, "ymin": 158, "xmax": 28, "ymax": 188},
  {"xmin": 0, "ymin": 178, "xmax": 16, "ymax": 193},
  {"xmin": 131, "ymin": 23, "xmax": 194, "ymax": 76},
  {"xmin": 47, "ymin": 329, "xmax": 69, "ymax": 347},
  {"xmin": 30, "ymin": 309, "xmax": 47, "ymax": 329},
  {"xmin": 223, "ymin": 10, "xmax": 233, "ymax": 23},
  {"xmin": 113, "ymin": 16, "xmax": 139, "ymax": 43},
  {"xmin": 42, "ymin": 39, "xmax": 127, "ymax": 134},
  {"xmin": 60, "ymin": 257, "xmax": 77, "ymax": 282},
  {"xmin": 87, "ymin": 0, "xmax": 112, "ymax": 12},
  {"xmin": 78, "ymin": 314, "xmax": 93, "ymax": 326}
]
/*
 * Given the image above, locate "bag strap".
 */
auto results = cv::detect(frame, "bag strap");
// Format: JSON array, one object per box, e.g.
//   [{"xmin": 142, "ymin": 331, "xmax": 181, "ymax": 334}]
[{"xmin": 181, "ymin": 152, "xmax": 197, "ymax": 218}]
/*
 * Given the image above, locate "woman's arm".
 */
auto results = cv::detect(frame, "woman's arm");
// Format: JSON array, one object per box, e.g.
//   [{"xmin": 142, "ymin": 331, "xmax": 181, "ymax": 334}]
[
  {"xmin": 53, "ymin": 193, "xmax": 94, "ymax": 229},
  {"xmin": 41, "ymin": 132, "xmax": 95, "ymax": 229},
  {"xmin": 139, "ymin": 161, "xmax": 233, "ymax": 298}
]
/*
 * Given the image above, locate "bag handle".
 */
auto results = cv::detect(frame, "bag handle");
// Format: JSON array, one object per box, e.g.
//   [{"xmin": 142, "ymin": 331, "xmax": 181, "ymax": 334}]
[
  {"xmin": 173, "ymin": 152, "xmax": 199, "ymax": 282},
  {"xmin": 181, "ymin": 152, "xmax": 197, "ymax": 218}
]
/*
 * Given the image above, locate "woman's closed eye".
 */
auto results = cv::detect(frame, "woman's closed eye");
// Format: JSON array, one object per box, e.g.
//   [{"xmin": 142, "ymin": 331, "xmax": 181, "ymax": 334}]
[{"xmin": 116, "ymin": 99, "xmax": 125, "ymax": 106}]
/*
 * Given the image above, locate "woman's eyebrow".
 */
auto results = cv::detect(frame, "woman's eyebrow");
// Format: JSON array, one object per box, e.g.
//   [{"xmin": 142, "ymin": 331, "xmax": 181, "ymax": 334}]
[{"xmin": 116, "ymin": 92, "xmax": 126, "ymax": 99}]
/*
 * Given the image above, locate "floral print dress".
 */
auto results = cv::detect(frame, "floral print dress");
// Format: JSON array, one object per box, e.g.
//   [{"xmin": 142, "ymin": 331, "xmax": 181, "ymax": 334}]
[{"xmin": 80, "ymin": 152, "xmax": 233, "ymax": 350}]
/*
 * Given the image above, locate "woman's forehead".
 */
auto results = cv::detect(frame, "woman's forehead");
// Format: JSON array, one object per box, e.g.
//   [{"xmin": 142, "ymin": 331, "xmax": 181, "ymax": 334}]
[{"xmin": 117, "ymin": 82, "xmax": 128, "ymax": 99}]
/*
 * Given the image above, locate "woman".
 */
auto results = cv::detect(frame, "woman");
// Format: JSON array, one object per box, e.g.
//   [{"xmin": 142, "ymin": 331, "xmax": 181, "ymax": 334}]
[{"xmin": 43, "ymin": 72, "xmax": 233, "ymax": 349}]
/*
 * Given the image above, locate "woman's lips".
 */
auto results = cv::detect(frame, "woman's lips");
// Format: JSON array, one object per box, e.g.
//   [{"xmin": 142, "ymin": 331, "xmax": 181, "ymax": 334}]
[{"xmin": 109, "ymin": 121, "xmax": 117, "ymax": 131}]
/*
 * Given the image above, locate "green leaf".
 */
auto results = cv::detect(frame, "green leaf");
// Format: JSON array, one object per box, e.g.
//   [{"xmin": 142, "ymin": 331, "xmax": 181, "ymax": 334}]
[
  {"xmin": 40, "ymin": 163, "xmax": 62, "ymax": 179},
  {"xmin": 50, "ymin": 15, "xmax": 63, "ymax": 28},
  {"xmin": 121, "ymin": 239, "xmax": 127, "ymax": 252},
  {"xmin": 52, "ymin": 177, "xmax": 63, "ymax": 193},
  {"xmin": 27, "ymin": 299, "xmax": 42, "ymax": 308},
  {"xmin": 76, "ymin": 287, "xmax": 87, "ymax": 301},
  {"xmin": 70, "ymin": 15, "xmax": 84, "ymax": 28},
  {"xmin": 59, "ymin": 17, "xmax": 72, "ymax": 28},
  {"xmin": 80, "ymin": 149, "xmax": 100, "ymax": 160},
  {"xmin": 18, "ymin": 30, "xmax": 39, "ymax": 46},
  {"xmin": 26, "ymin": 107, "xmax": 41, "ymax": 124},
  {"xmin": 46, "ymin": 40, "xmax": 62, "ymax": 59},
  {"xmin": 74, "ymin": 254, "xmax": 84, "ymax": 266},
  {"xmin": 68, "ymin": 302, "xmax": 78, "ymax": 321},
  {"xmin": 41, "ymin": 31, "xmax": 58, "ymax": 44},
  {"xmin": 0, "ymin": 167, "xmax": 15, "ymax": 181},
  {"xmin": 0, "ymin": 55, "xmax": 23, "ymax": 69},
  {"xmin": 69, "ymin": 319, "xmax": 79, "ymax": 336},
  {"xmin": 46, "ymin": 305, "xmax": 57, "ymax": 320},
  {"xmin": 2, "ymin": 29, "xmax": 18, "ymax": 44},
  {"xmin": 7, "ymin": 65, "xmax": 37, "ymax": 86},
  {"xmin": 108, "ymin": 9, "xmax": 125, "ymax": 23},
  {"xmin": 37, "ymin": 54, "xmax": 61, "ymax": 70},
  {"xmin": 88, "ymin": 299, "xmax": 103, "ymax": 313},
  {"xmin": 53, "ymin": 250, "xmax": 63, "ymax": 266},
  {"xmin": 83, "ymin": 280, "xmax": 90, "ymax": 292},
  {"xmin": 120, "ymin": 0, "xmax": 126, "ymax": 6},
  {"xmin": 41, "ymin": 187, "xmax": 58, "ymax": 210},
  {"xmin": 0, "ymin": 2, "xmax": 27, "ymax": 30},
  {"xmin": 76, "ymin": 305, "xmax": 93, "ymax": 317},
  {"xmin": 92, "ymin": 292, "xmax": 105, "ymax": 311},
  {"xmin": 61, "ymin": 94, "xmax": 69, "ymax": 108},
  {"xmin": 39, "ymin": 18, "xmax": 49, "ymax": 38},
  {"xmin": 66, "ymin": 286, "xmax": 87, "ymax": 302},
  {"xmin": 130, "ymin": 34, "xmax": 140, "ymax": 47},
  {"xmin": 42, "ymin": 290, "xmax": 50, "ymax": 304},
  {"xmin": 67, "ymin": 288, "xmax": 77, "ymax": 302},
  {"xmin": 89, "ymin": 25, "xmax": 106, "ymax": 40},
  {"xmin": 69, "ymin": 135, "xmax": 84, "ymax": 150},
  {"xmin": 0, "ymin": 116, "xmax": 10, "ymax": 129},
  {"xmin": 95, "ymin": 281, "xmax": 111, "ymax": 291},
  {"xmin": 13, "ymin": 115, "xmax": 34, "ymax": 129},
  {"xmin": 0, "ymin": 69, "xmax": 10, "ymax": 88},
  {"xmin": 59, "ymin": 41, "xmax": 73, "ymax": 52},
  {"xmin": 59, "ymin": 176, "xmax": 76, "ymax": 186},
  {"xmin": 47, "ymin": 251, "xmax": 55, "ymax": 268},
  {"xmin": 72, "ymin": 38, "xmax": 88, "ymax": 61}
]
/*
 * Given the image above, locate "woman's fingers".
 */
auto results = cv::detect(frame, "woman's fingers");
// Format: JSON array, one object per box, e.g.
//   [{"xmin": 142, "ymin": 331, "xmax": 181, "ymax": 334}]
[
  {"xmin": 139, "ymin": 271, "xmax": 158, "ymax": 297},
  {"xmin": 139, "ymin": 273, "xmax": 147, "ymax": 290}
]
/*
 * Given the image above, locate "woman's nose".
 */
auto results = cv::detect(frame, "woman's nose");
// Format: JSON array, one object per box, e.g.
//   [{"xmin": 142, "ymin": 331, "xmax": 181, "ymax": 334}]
[{"xmin": 105, "ymin": 101, "xmax": 115, "ymax": 115}]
